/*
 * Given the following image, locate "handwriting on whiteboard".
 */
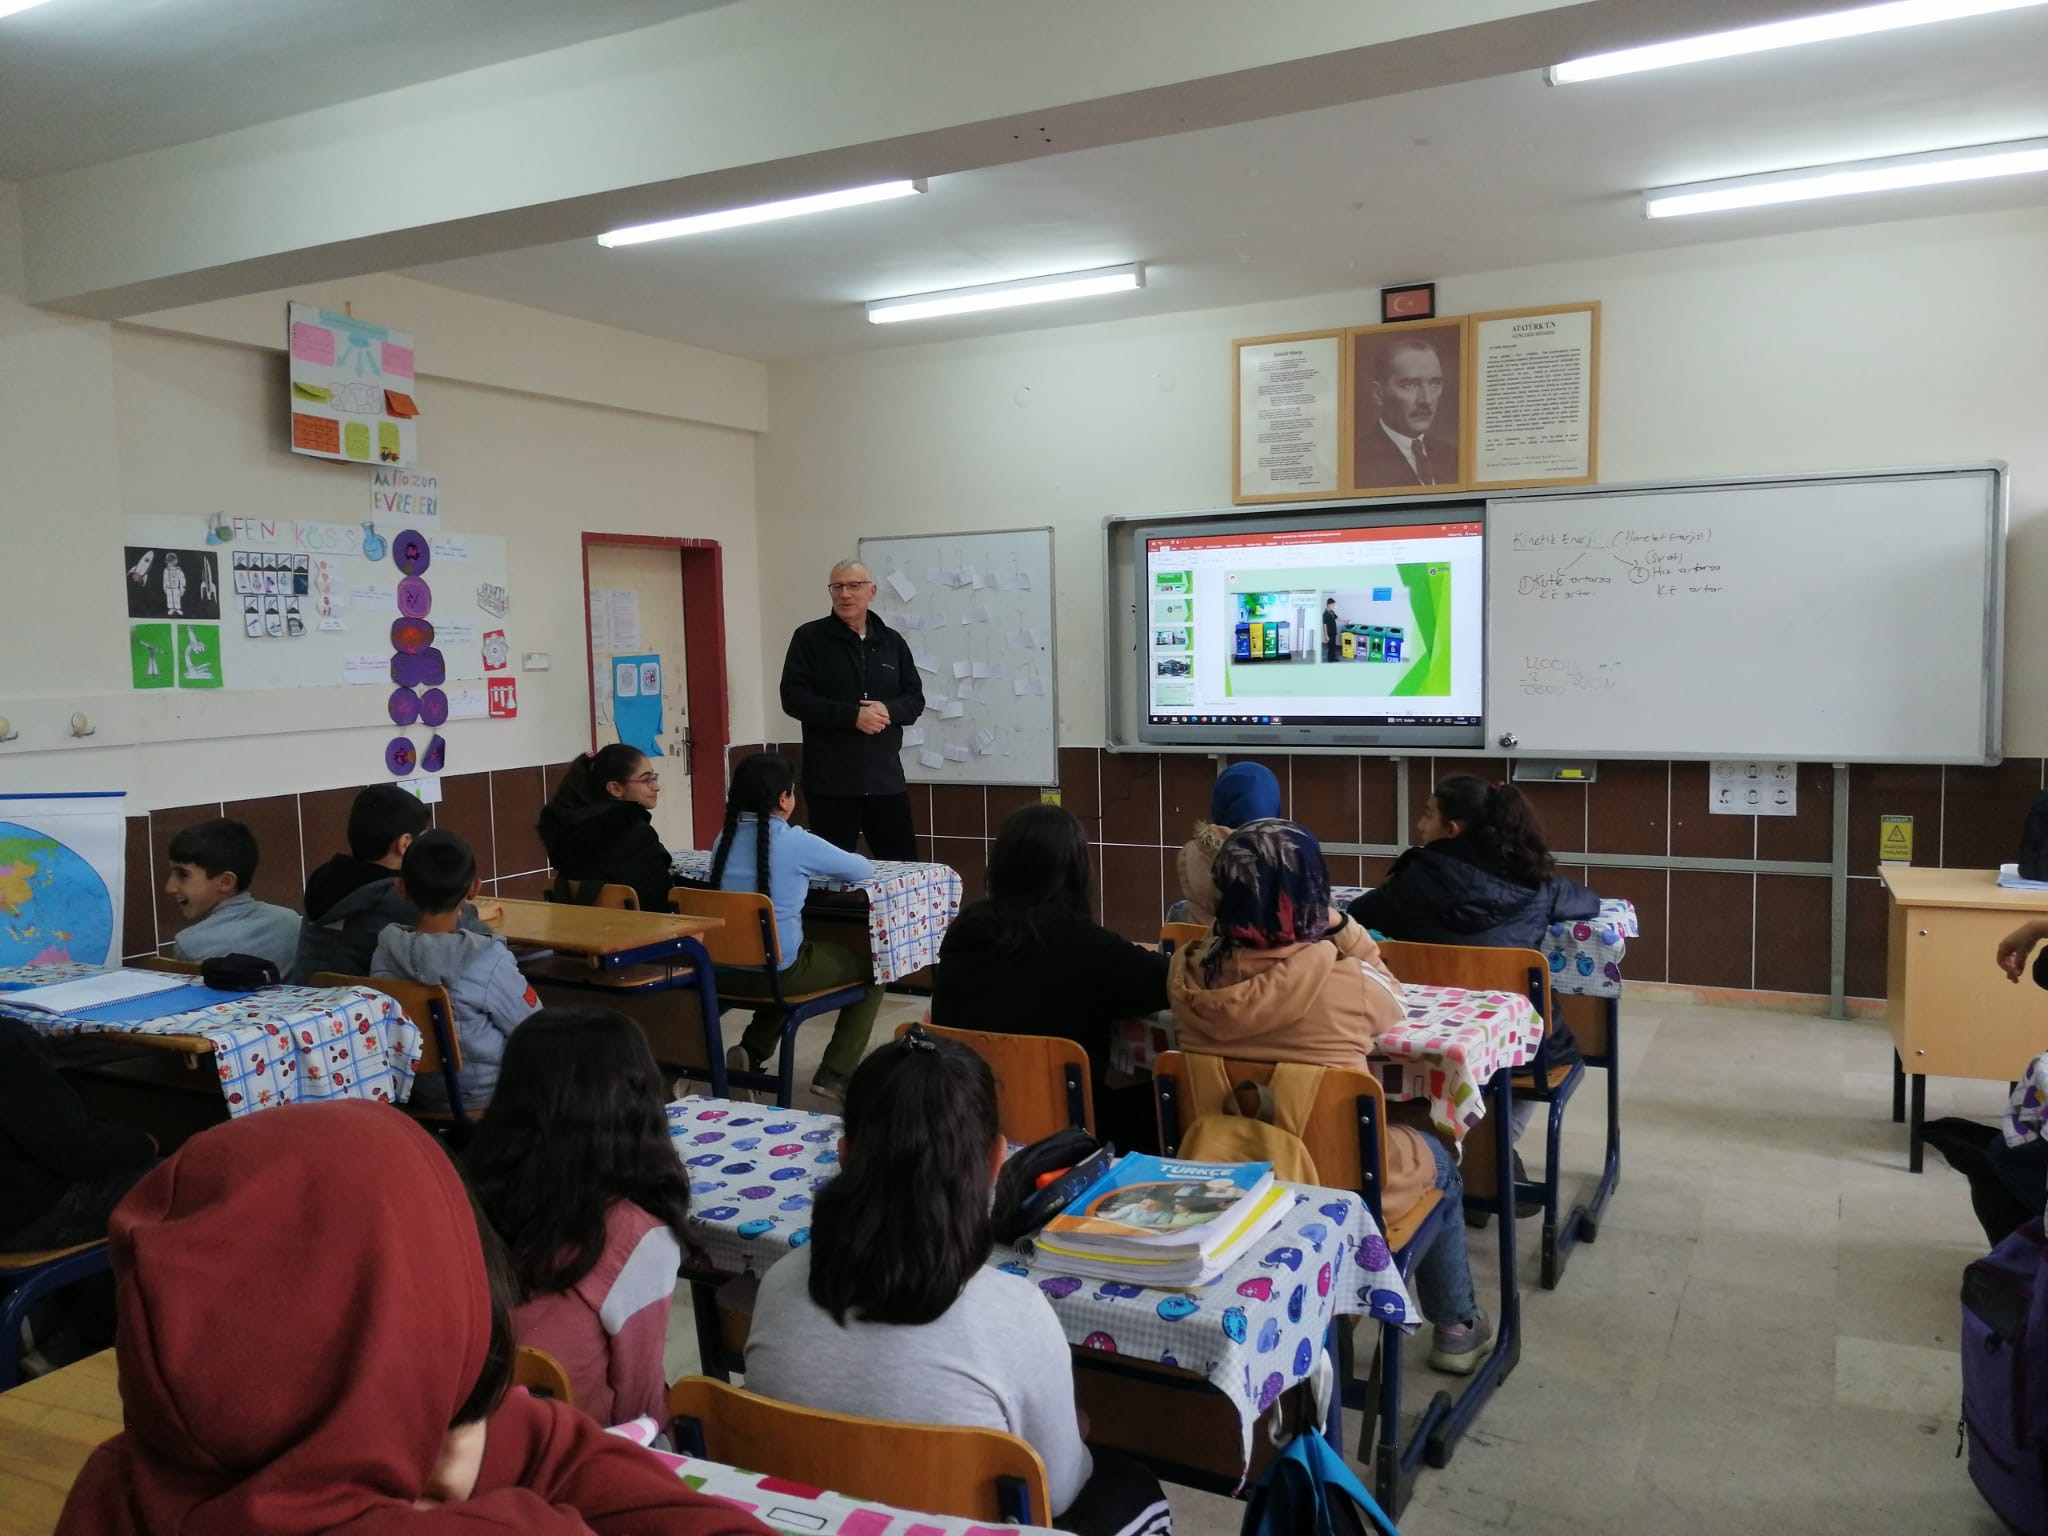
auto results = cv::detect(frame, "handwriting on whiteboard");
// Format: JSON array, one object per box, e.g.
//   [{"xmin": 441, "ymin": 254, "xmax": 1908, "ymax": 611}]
[
  {"xmin": 1516, "ymin": 657, "xmax": 1624, "ymax": 696},
  {"xmin": 1508, "ymin": 527, "xmax": 1726, "ymax": 603}
]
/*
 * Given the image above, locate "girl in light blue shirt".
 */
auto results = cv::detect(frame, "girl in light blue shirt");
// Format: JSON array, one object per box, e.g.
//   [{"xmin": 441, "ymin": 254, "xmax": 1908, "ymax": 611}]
[{"xmin": 711, "ymin": 753, "xmax": 883, "ymax": 1101}]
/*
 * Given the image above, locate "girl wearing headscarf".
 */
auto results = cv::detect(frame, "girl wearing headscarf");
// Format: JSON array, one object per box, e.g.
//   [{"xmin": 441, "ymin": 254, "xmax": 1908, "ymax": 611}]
[
  {"xmin": 1165, "ymin": 819, "xmax": 1492, "ymax": 1374},
  {"xmin": 55, "ymin": 1100, "xmax": 773, "ymax": 1536},
  {"xmin": 1171, "ymin": 761, "xmax": 1283, "ymax": 926}
]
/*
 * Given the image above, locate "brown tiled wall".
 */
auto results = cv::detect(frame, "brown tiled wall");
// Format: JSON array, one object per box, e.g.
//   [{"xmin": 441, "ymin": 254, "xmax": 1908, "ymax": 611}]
[
  {"xmin": 123, "ymin": 762, "xmax": 582, "ymax": 960},
  {"xmin": 727, "ymin": 743, "xmax": 2047, "ymax": 1001}
]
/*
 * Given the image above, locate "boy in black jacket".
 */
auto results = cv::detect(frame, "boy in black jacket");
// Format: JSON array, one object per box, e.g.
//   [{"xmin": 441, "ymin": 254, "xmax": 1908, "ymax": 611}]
[{"xmin": 292, "ymin": 785, "xmax": 494, "ymax": 982}]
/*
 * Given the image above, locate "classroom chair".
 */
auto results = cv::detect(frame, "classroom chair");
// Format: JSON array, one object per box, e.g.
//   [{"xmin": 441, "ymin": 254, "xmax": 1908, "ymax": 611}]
[
  {"xmin": 1553, "ymin": 991, "xmax": 1622, "ymax": 1254},
  {"xmin": 667, "ymin": 1376, "xmax": 1052, "ymax": 1526},
  {"xmin": 666, "ymin": 886, "xmax": 869, "ymax": 1109},
  {"xmin": 1152, "ymin": 1048, "xmax": 1485, "ymax": 1516},
  {"xmin": 130, "ymin": 956, "xmax": 202, "ymax": 976},
  {"xmin": 545, "ymin": 880, "xmax": 641, "ymax": 910},
  {"xmin": 0, "ymin": 1241, "xmax": 112, "ymax": 1392},
  {"xmin": 1159, "ymin": 921, "xmax": 1208, "ymax": 955},
  {"xmin": 1377, "ymin": 940, "xmax": 1586, "ymax": 1289},
  {"xmin": 310, "ymin": 972, "xmax": 476, "ymax": 1147},
  {"xmin": 896, "ymin": 1020, "xmax": 1093, "ymax": 1143},
  {"xmin": 512, "ymin": 1345, "xmax": 574, "ymax": 1405}
]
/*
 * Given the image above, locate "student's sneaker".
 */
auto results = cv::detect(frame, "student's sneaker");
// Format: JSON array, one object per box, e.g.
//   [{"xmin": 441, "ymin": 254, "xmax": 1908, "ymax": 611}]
[
  {"xmin": 725, "ymin": 1045, "xmax": 762, "ymax": 1104},
  {"xmin": 809, "ymin": 1067, "xmax": 851, "ymax": 1105},
  {"xmin": 1428, "ymin": 1308, "xmax": 1495, "ymax": 1375}
]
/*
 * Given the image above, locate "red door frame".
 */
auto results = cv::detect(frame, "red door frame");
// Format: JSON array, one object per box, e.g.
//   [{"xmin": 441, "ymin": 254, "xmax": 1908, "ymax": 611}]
[{"xmin": 580, "ymin": 533, "xmax": 729, "ymax": 849}]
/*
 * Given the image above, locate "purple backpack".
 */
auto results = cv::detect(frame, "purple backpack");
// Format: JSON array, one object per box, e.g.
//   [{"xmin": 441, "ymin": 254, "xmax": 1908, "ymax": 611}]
[{"xmin": 1962, "ymin": 1218, "xmax": 2048, "ymax": 1532}]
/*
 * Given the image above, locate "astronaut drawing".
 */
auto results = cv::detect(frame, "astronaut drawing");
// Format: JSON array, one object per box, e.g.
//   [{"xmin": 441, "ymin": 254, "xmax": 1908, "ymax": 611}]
[{"xmin": 162, "ymin": 555, "xmax": 187, "ymax": 617}]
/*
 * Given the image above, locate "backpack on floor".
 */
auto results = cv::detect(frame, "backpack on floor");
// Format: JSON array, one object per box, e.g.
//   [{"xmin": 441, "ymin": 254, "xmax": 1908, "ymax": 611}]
[
  {"xmin": 1960, "ymin": 1217, "xmax": 2048, "ymax": 1534},
  {"xmin": 1176, "ymin": 1055, "xmax": 1326, "ymax": 1186},
  {"xmin": 1240, "ymin": 1422, "xmax": 1398, "ymax": 1536}
]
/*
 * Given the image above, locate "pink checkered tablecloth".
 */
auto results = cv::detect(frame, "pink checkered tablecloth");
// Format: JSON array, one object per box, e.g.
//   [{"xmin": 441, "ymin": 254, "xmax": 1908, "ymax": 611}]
[
  {"xmin": 1110, "ymin": 981, "xmax": 1541, "ymax": 1141},
  {"xmin": 670, "ymin": 852, "xmax": 961, "ymax": 984},
  {"xmin": 1332, "ymin": 891, "xmax": 1639, "ymax": 1000}
]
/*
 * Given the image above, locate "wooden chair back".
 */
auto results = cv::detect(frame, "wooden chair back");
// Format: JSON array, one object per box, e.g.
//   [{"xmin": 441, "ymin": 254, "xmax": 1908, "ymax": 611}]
[
  {"xmin": 131, "ymin": 956, "xmax": 201, "ymax": 976},
  {"xmin": 593, "ymin": 884, "xmax": 640, "ymax": 911},
  {"xmin": 311, "ymin": 972, "xmax": 461, "ymax": 1072},
  {"xmin": 513, "ymin": 1346, "xmax": 573, "ymax": 1404},
  {"xmin": 1376, "ymin": 940, "xmax": 1552, "ymax": 1034},
  {"xmin": 1159, "ymin": 921, "xmax": 1208, "ymax": 954},
  {"xmin": 1152, "ymin": 1049, "xmax": 1377, "ymax": 1192},
  {"xmin": 667, "ymin": 1376, "xmax": 1052, "ymax": 1525},
  {"xmin": 898, "ymin": 1021, "xmax": 1094, "ymax": 1141},
  {"xmin": 668, "ymin": 886, "xmax": 780, "ymax": 971}
]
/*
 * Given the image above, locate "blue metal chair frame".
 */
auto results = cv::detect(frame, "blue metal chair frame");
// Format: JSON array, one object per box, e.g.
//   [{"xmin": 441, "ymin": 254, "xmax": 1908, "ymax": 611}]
[
  {"xmin": 1511, "ymin": 962, "xmax": 1588, "ymax": 1288},
  {"xmin": 707, "ymin": 903, "xmax": 867, "ymax": 1110},
  {"xmin": 1548, "ymin": 992, "xmax": 1622, "ymax": 1277},
  {"xmin": 0, "ymin": 1242, "xmax": 112, "ymax": 1391}
]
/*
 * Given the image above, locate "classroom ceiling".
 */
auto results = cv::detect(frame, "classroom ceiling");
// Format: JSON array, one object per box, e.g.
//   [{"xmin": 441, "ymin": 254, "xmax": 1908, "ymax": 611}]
[
  {"xmin": 0, "ymin": 0, "xmax": 731, "ymax": 179},
  {"xmin": 394, "ymin": 4, "xmax": 2048, "ymax": 362}
]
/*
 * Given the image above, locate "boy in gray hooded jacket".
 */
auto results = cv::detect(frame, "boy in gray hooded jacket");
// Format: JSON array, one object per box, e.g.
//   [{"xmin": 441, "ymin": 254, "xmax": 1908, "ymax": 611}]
[{"xmin": 371, "ymin": 829, "xmax": 537, "ymax": 1111}]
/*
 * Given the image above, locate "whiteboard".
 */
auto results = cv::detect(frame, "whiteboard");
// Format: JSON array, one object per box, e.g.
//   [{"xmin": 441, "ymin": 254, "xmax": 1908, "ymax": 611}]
[
  {"xmin": 1484, "ymin": 468, "xmax": 2003, "ymax": 762},
  {"xmin": 859, "ymin": 528, "xmax": 1058, "ymax": 786}
]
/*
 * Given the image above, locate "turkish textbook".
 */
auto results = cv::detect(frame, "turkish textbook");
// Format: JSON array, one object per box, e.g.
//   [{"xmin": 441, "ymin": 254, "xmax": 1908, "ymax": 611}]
[{"xmin": 1030, "ymin": 1151, "xmax": 1296, "ymax": 1286}]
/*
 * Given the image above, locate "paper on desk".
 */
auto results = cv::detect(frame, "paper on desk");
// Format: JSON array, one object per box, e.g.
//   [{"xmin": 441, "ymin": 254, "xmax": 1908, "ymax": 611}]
[
  {"xmin": 1998, "ymin": 863, "xmax": 2048, "ymax": 890},
  {"xmin": 3, "ymin": 968, "xmax": 188, "ymax": 1016}
]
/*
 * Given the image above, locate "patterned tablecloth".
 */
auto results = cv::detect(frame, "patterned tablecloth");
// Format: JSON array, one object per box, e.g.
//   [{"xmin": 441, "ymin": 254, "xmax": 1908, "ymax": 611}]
[
  {"xmin": 604, "ymin": 1422, "xmax": 1060, "ymax": 1536},
  {"xmin": 1330, "ymin": 892, "xmax": 1639, "ymax": 1000},
  {"xmin": 0, "ymin": 965, "xmax": 422, "ymax": 1116},
  {"xmin": 671, "ymin": 853, "xmax": 962, "ymax": 985},
  {"xmin": 668, "ymin": 1097, "xmax": 1416, "ymax": 1461},
  {"xmin": 1110, "ymin": 981, "xmax": 1542, "ymax": 1141},
  {"xmin": 2008, "ymin": 1050, "xmax": 2048, "ymax": 1147}
]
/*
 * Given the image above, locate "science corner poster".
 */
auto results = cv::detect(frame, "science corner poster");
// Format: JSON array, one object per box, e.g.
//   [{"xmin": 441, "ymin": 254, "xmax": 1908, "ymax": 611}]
[
  {"xmin": 0, "ymin": 793, "xmax": 127, "ymax": 968},
  {"xmin": 287, "ymin": 302, "xmax": 420, "ymax": 467}
]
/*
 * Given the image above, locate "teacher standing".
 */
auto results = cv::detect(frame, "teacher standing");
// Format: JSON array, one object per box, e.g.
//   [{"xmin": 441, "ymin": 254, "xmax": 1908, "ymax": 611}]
[{"xmin": 779, "ymin": 559, "xmax": 925, "ymax": 859}]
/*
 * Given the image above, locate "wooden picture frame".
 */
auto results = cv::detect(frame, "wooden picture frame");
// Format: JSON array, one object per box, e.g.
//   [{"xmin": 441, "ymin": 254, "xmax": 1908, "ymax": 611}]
[
  {"xmin": 1465, "ymin": 301, "xmax": 1600, "ymax": 491},
  {"xmin": 1232, "ymin": 329, "xmax": 1346, "ymax": 504},
  {"xmin": 1343, "ymin": 316, "xmax": 1470, "ymax": 497},
  {"xmin": 1380, "ymin": 282, "xmax": 1436, "ymax": 322}
]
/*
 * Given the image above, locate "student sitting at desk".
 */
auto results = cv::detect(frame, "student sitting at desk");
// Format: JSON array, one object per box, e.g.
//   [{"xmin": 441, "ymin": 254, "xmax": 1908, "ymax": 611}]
[
  {"xmin": 931, "ymin": 804, "xmax": 1169, "ymax": 1154},
  {"xmin": 164, "ymin": 817, "xmax": 300, "ymax": 975},
  {"xmin": 745, "ymin": 1029, "xmax": 1172, "ymax": 1536},
  {"xmin": 1170, "ymin": 761, "xmax": 1282, "ymax": 927},
  {"xmin": 53, "ymin": 1100, "xmax": 772, "ymax": 1536},
  {"xmin": 467, "ymin": 1007, "xmax": 688, "ymax": 1427},
  {"xmin": 1166, "ymin": 819, "xmax": 1493, "ymax": 1374},
  {"xmin": 373, "ymin": 830, "xmax": 538, "ymax": 1113},
  {"xmin": 710, "ymin": 752, "xmax": 882, "ymax": 1104},
  {"xmin": 293, "ymin": 784, "xmax": 496, "ymax": 982},
  {"xmin": 538, "ymin": 744, "xmax": 676, "ymax": 913}
]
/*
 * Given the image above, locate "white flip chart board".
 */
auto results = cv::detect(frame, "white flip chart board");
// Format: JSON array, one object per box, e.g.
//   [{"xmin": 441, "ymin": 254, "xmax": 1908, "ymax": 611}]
[
  {"xmin": 859, "ymin": 528, "xmax": 1058, "ymax": 786},
  {"xmin": 1484, "ymin": 468, "xmax": 2004, "ymax": 762}
]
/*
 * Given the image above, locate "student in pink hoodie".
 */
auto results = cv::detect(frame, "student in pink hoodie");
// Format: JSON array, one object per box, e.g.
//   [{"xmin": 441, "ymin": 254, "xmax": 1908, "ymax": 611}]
[{"xmin": 1165, "ymin": 819, "xmax": 1492, "ymax": 1374}]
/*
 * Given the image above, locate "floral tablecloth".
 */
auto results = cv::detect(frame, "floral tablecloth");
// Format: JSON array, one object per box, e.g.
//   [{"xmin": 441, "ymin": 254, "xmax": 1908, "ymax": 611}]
[
  {"xmin": 668, "ymin": 1097, "xmax": 1415, "ymax": 1463},
  {"xmin": 0, "ymin": 964, "xmax": 421, "ymax": 1115},
  {"xmin": 671, "ymin": 853, "xmax": 962, "ymax": 984},
  {"xmin": 1331, "ymin": 892, "xmax": 1639, "ymax": 1000},
  {"xmin": 605, "ymin": 1420, "xmax": 1060, "ymax": 1535},
  {"xmin": 1109, "ymin": 981, "xmax": 1542, "ymax": 1141}
]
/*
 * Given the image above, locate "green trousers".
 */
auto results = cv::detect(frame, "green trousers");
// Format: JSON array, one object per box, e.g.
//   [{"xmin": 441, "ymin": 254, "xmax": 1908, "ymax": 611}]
[{"xmin": 720, "ymin": 938, "xmax": 884, "ymax": 1080}]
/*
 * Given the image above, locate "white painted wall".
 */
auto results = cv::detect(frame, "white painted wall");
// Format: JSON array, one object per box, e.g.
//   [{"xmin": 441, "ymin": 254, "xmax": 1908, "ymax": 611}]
[
  {"xmin": 757, "ymin": 206, "xmax": 2048, "ymax": 756},
  {"xmin": 0, "ymin": 191, "xmax": 765, "ymax": 809}
]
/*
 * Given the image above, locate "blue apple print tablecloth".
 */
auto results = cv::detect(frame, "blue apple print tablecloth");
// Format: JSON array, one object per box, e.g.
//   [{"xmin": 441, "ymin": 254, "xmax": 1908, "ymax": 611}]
[{"xmin": 670, "ymin": 1096, "xmax": 1417, "ymax": 1461}]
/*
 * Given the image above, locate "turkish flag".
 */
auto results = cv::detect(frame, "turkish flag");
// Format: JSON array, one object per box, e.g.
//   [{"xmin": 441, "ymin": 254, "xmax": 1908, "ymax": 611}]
[{"xmin": 1384, "ymin": 287, "xmax": 1434, "ymax": 319}]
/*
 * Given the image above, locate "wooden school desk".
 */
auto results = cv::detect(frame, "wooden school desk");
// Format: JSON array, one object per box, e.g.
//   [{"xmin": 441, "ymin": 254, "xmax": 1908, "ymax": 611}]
[
  {"xmin": 491, "ymin": 899, "xmax": 722, "ymax": 971},
  {"xmin": 1882, "ymin": 867, "xmax": 2048, "ymax": 1171},
  {"xmin": 0, "ymin": 1349, "xmax": 118, "ymax": 1536}
]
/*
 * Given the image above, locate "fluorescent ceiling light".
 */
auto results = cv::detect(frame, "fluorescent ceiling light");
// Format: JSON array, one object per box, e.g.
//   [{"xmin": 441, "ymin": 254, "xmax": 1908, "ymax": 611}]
[
  {"xmin": 867, "ymin": 264, "xmax": 1146, "ymax": 324},
  {"xmin": 0, "ymin": 0, "xmax": 63, "ymax": 17},
  {"xmin": 598, "ymin": 179, "xmax": 924, "ymax": 247},
  {"xmin": 1551, "ymin": 0, "xmax": 2048, "ymax": 83},
  {"xmin": 1643, "ymin": 136, "xmax": 2048, "ymax": 217}
]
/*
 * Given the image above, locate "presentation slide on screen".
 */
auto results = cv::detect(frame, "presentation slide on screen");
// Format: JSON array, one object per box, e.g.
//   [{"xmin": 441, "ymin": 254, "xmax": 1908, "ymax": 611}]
[{"xmin": 1144, "ymin": 521, "xmax": 1483, "ymax": 726}]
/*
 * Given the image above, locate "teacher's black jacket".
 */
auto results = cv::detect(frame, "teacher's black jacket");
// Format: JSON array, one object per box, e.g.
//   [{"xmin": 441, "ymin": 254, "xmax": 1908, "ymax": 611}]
[{"xmin": 779, "ymin": 612, "xmax": 925, "ymax": 797}]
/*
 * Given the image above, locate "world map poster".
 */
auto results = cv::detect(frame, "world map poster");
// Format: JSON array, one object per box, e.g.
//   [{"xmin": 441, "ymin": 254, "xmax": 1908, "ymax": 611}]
[{"xmin": 0, "ymin": 794, "xmax": 127, "ymax": 968}]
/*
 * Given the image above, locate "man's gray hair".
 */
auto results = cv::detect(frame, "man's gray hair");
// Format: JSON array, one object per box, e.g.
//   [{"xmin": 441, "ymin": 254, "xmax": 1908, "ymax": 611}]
[{"xmin": 829, "ymin": 558, "xmax": 871, "ymax": 580}]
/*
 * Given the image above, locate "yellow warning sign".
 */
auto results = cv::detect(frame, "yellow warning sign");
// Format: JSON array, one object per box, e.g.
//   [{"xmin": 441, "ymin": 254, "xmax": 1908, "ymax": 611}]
[
  {"xmin": 1880, "ymin": 814, "xmax": 1913, "ymax": 865},
  {"xmin": 1040, "ymin": 787, "xmax": 1062, "ymax": 806}
]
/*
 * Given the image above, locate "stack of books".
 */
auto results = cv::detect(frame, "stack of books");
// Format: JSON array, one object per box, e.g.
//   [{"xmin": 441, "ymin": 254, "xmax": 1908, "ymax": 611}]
[{"xmin": 1029, "ymin": 1151, "xmax": 1296, "ymax": 1287}]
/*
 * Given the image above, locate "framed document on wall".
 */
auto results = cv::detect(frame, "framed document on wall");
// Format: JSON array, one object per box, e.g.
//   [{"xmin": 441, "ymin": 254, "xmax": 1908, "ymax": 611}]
[
  {"xmin": 1233, "ymin": 330, "xmax": 1344, "ymax": 503},
  {"xmin": 1344, "ymin": 317, "xmax": 1470, "ymax": 496},
  {"xmin": 1467, "ymin": 302, "xmax": 1600, "ymax": 490}
]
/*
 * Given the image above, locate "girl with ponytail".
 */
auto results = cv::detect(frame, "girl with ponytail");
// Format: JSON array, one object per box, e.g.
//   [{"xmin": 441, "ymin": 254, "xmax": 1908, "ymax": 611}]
[
  {"xmin": 710, "ymin": 753, "xmax": 882, "ymax": 1103},
  {"xmin": 536, "ymin": 743, "xmax": 675, "ymax": 912},
  {"xmin": 1349, "ymin": 773, "xmax": 1599, "ymax": 950}
]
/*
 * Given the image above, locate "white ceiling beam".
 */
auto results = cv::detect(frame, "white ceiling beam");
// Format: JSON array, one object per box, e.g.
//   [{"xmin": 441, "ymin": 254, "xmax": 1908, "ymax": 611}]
[{"xmin": 19, "ymin": 0, "xmax": 1809, "ymax": 317}]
